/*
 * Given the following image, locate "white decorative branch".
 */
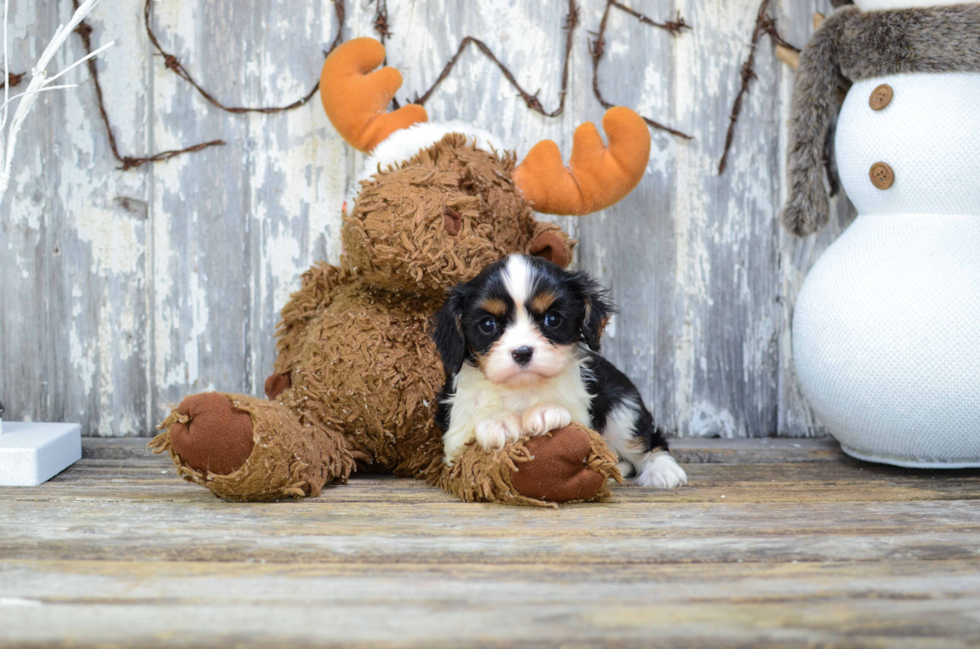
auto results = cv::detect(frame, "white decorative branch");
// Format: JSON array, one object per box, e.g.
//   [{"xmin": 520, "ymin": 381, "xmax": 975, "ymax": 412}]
[{"xmin": 0, "ymin": 0, "xmax": 114, "ymax": 204}]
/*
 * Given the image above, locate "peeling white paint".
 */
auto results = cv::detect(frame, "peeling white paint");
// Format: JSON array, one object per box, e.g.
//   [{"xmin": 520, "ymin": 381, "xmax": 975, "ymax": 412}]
[
  {"xmin": 69, "ymin": 287, "xmax": 96, "ymax": 398},
  {"xmin": 73, "ymin": 206, "xmax": 142, "ymax": 276},
  {"xmin": 690, "ymin": 400, "xmax": 737, "ymax": 438},
  {"xmin": 12, "ymin": 164, "xmax": 42, "ymax": 231}
]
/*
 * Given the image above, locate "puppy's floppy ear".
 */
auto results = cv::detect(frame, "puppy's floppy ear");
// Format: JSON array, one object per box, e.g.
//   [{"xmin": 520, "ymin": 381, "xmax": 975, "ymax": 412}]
[
  {"xmin": 432, "ymin": 284, "xmax": 469, "ymax": 376},
  {"xmin": 570, "ymin": 271, "xmax": 614, "ymax": 352}
]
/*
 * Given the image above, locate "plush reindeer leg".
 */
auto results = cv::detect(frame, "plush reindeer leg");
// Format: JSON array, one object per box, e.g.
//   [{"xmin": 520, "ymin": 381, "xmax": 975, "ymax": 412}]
[
  {"xmin": 435, "ymin": 423, "xmax": 622, "ymax": 507},
  {"xmin": 150, "ymin": 392, "xmax": 355, "ymax": 501}
]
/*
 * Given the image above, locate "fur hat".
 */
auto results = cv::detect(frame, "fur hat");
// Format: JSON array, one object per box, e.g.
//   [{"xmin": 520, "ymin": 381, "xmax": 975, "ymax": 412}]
[{"xmin": 782, "ymin": 2, "xmax": 980, "ymax": 235}]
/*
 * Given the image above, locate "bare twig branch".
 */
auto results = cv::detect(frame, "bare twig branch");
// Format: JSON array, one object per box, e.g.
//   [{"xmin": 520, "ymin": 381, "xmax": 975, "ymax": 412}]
[
  {"xmin": 71, "ymin": 1, "xmax": 222, "ymax": 171},
  {"xmin": 71, "ymin": 0, "xmax": 349, "ymax": 171},
  {"xmin": 718, "ymin": 0, "xmax": 770, "ymax": 174},
  {"xmin": 373, "ymin": 0, "xmax": 391, "ymax": 45},
  {"xmin": 72, "ymin": 0, "xmax": 697, "ymax": 170},
  {"xmin": 718, "ymin": 1, "xmax": 809, "ymax": 174},
  {"xmin": 143, "ymin": 0, "xmax": 344, "ymax": 115},
  {"xmin": 610, "ymin": 1, "xmax": 690, "ymax": 35},
  {"xmin": 775, "ymin": 45, "xmax": 800, "ymax": 69},
  {"xmin": 0, "ymin": 70, "xmax": 23, "ymax": 90},
  {"xmin": 0, "ymin": 0, "xmax": 113, "ymax": 201},
  {"xmin": 412, "ymin": 0, "xmax": 579, "ymax": 118},
  {"xmin": 591, "ymin": 1, "xmax": 693, "ymax": 139},
  {"xmin": 760, "ymin": 17, "xmax": 799, "ymax": 53}
]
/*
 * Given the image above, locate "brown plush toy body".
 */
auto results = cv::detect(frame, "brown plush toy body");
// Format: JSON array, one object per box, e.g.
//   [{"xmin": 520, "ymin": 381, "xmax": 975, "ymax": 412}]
[{"xmin": 151, "ymin": 38, "xmax": 651, "ymax": 506}]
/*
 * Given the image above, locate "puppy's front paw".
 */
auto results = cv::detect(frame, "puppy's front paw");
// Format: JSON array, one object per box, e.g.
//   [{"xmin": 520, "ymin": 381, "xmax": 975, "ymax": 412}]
[
  {"xmin": 635, "ymin": 453, "xmax": 688, "ymax": 489},
  {"xmin": 521, "ymin": 403, "xmax": 572, "ymax": 437},
  {"xmin": 475, "ymin": 412, "xmax": 523, "ymax": 451}
]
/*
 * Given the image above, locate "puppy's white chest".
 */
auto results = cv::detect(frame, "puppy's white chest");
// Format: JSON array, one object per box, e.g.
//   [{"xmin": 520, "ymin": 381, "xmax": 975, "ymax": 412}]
[
  {"xmin": 457, "ymin": 364, "xmax": 591, "ymax": 423},
  {"xmin": 500, "ymin": 392, "xmax": 531, "ymax": 413},
  {"xmin": 442, "ymin": 362, "xmax": 593, "ymax": 464}
]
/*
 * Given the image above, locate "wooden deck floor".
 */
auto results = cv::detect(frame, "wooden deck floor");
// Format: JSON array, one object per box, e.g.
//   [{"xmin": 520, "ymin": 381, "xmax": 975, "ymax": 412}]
[{"xmin": 2, "ymin": 438, "xmax": 980, "ymax": 647}]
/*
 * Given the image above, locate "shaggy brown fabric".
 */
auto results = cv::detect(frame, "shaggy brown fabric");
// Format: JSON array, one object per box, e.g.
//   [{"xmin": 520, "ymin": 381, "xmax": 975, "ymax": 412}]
[
  {"xmin": 437, "ymin": 424, "xmax": 622, "ymax": 507},
  {"xmin": 342, "ymin": 134, "xmax": 546, "ymax": 297},
  {"xmin": 284, "ymin": 279, "xmax": 446, "ymax": 475},
  {"xmin": 784, "ymin": 4, "xmax": 980, "ymax": 236},
  {"xmin": 274, "ymin": 262, "xmax": 348, "ymax": 376},
  {"xmin": 152, "ymin": 394, "xmax": 355, "ymax": 501},
  {"xmin": 154, "ymin": 133, "xmax": 619, "ymax": 506}
]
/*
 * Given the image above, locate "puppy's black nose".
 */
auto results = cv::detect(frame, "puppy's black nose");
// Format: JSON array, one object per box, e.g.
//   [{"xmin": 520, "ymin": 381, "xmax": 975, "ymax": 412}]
[{"xmin": 511, "ymin": 346, "xmax": 534, "ymax": 366}]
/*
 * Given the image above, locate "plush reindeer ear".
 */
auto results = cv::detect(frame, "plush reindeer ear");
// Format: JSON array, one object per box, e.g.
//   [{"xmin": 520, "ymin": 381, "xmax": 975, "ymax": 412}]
[
  {"xmin": 528, "ymin": 228, "xmax": 574, "ymax": 268},
  {"xmin": 570, "ymin": 272, "xmax": 614, "ymax": 352},
  {"xmin": 432, "ymin": 285, "xmax": 470, "ymax": 376}
]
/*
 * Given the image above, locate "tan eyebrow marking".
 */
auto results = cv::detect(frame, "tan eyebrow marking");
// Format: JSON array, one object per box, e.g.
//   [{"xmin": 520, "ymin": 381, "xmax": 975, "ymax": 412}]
[
  {"xmin": 530, "ymin": 292, "xmax": 557, "ymax": 314},
  {"xmin": 478, "ymin": 298, "xmax": 508, "ymax": 317}
]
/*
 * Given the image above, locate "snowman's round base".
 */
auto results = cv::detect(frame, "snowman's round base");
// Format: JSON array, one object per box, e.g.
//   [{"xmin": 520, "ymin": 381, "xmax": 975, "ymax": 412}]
[
  {"xmin": 0, "ymin": 423, "xmax": 82, "ymax": 486},
  {"xmin": 839, "ymin": 443, "xmax": 980, "ymax": 470}
]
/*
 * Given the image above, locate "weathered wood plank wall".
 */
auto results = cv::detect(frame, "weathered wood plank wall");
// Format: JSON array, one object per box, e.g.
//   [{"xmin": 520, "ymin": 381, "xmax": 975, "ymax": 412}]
[{"xmin": 0, "ymin": 0, "xmax": 849, "ymax": 437}]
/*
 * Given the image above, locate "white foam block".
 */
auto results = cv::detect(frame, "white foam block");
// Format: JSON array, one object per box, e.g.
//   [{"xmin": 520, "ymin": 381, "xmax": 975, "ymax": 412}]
[{"xmin": 0, "ymin": 423, "xmax": 82, "ymax": 486}]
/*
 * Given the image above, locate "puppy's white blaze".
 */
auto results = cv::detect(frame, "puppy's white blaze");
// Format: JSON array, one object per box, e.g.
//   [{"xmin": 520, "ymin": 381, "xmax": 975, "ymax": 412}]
[
  {"xmin": 636, "ymin": 452, "xmax": 688, "ymax": 489},
  {"xmin": 443, "ymin": 359, "xmax": 592, "ymax": 465},
  {"xmin": 603, "ymin": 396, "xmax": 687, "ymax": 489},
  {"xmin": 502, "ymin": 254, "xmax": 534, "ymax": 311}
]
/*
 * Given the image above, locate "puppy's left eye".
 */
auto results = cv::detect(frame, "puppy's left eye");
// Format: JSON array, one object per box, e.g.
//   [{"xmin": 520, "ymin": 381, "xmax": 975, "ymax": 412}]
[{"xmin": 543, "ymin": 313, "xmax": 561, "ymax": 328}]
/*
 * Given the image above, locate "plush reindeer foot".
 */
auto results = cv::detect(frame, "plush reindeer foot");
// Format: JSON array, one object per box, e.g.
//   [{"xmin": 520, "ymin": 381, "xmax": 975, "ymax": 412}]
[
  {"xmin": 437, "ymin": 423, "xmax": 622, "ymax": 507},
  {"xmin": 163, "ymin": 393, "xmax": 255, "ymax": 476},
  {"xmin": 150, "ymin": 392, "xmax": 354, "ymax": 501},
  {"xmin": 510, "ymin": 425, "xmax": 621, "ymax": 502}
]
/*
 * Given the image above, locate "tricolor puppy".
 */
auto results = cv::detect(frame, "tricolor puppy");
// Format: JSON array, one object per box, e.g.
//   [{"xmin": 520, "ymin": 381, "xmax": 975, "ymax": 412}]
[{"xmin": 433, "ymin": 254, "xmax": 687, "ymax": 489}]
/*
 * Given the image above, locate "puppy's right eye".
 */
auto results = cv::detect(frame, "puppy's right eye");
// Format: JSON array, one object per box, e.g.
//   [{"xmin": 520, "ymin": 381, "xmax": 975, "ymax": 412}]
[
  {"xmin": 543, "ymin": 313, "xmax": 561, "ymax": 328},
  {"xmin": 478, "ymin": 316, "xmax": 496, "ymax": 334}
]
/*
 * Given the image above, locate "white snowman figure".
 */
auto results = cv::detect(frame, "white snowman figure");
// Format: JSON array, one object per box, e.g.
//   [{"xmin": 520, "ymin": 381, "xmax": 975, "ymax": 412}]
[{"xmin": 783, "ymin": 0, "xmax": 980, "ymax": 467}]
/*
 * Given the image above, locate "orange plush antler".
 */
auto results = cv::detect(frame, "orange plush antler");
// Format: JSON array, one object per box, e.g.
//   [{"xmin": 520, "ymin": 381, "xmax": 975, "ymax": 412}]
[
  {"xmin": 320, "ymin": 38, "xmax": 428, "ymax": 153},
  {"xmin": 512, "ymin": 107, "xmax": 651, "ymax": 215}
]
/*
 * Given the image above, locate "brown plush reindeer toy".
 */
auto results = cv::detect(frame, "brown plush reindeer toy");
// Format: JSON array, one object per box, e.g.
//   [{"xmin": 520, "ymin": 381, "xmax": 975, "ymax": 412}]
[{"xmin": 151, "ymin": 38, "xmax": 651, "ymax": 506}]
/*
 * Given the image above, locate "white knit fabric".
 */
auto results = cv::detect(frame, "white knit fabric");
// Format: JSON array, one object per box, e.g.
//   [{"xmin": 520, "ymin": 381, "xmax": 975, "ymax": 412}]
[
  {"xmin": 793, "ymin": 72, "xmax": 980, "ymax": 467},
  {"xmin": 358, "ymin": 121, "xmax": 505, "ymax": 186},
  {"xmin": 835, "ymin": 73, "xmax": 980, "ymax": 217}
]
